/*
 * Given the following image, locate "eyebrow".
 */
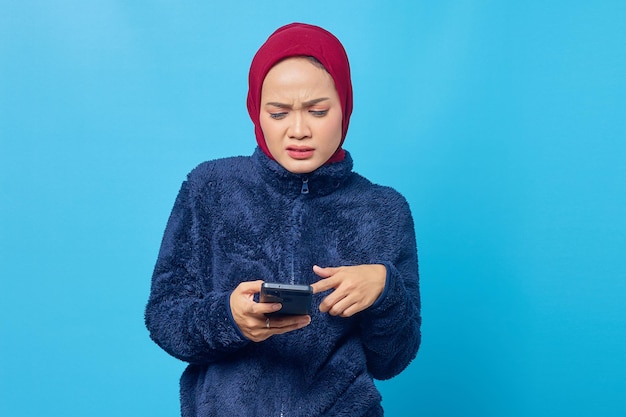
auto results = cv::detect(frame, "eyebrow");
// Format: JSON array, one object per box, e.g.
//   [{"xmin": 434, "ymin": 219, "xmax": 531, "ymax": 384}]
[{"xmin": 265, "ymin": 97, "xmax": 330, "ymax": 109}]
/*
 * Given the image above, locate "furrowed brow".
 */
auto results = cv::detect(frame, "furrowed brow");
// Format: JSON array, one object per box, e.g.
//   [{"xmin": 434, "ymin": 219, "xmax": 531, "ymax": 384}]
[
  {"xmin": 265, "ymin": 102, "xmax": 292, "ymax": 109},
  {"xmin": 302, "ymin": 97, "xmax": 330, "ymax": 107},
  {"xmin": 265, "ymin": 97, "xmax": 330, "ymax": 109}
]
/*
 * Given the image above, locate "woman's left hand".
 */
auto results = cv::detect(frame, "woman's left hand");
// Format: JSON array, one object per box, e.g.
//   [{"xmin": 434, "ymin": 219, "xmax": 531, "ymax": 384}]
[{"xmin": 310, "ymin": 264, "xmax": 386, "ymax": 317}]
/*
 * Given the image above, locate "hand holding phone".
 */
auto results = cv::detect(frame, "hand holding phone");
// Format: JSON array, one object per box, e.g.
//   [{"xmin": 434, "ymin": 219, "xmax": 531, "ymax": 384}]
[
  {"xmin": 229, "ymin": 280, "xmax": 311, "ymax": 342},
  {"xmin": 260, "ymin": 283, "xmax": 313, "ymax": 316}
]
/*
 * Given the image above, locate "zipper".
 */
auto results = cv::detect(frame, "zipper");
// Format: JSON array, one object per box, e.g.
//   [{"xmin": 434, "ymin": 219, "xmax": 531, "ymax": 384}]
[
  {"xmin": 286, "ymin": 177, "xmax": 309, "ymax": 284},
  {"xmin": 300, "ymin": 177, "xmax": 309, "ymax": 194},
  {"xmin": 279, "ymin": 178, "xmax": 311, "ymax": 415}
]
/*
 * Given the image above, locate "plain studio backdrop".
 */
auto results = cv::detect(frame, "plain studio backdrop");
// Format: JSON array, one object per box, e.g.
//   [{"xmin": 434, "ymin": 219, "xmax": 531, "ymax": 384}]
[{"xmin": 1, "ymin": 1, "xmax": 624, "ymax": 416}]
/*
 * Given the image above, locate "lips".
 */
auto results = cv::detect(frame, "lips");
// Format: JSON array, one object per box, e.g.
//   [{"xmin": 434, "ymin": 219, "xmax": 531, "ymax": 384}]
[{"xmin": 286, "ymin": 146, "xmax": 315, "ymax": 160}]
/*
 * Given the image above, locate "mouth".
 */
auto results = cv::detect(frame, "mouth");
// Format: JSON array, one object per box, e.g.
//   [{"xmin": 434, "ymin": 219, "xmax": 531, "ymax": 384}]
[{"xmin": 286, "ymin": 146, "xmax": 315, "ymax": 160}]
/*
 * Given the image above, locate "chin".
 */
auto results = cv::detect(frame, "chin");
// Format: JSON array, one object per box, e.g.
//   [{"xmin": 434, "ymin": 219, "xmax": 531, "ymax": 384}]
[{"xmin": 282, "ymin": 159, "xmax": 322, "ymax": 174}]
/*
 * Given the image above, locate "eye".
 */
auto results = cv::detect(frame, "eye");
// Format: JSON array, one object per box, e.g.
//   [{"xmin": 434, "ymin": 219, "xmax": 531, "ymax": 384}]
[
  {"xmin": 269, "ymin": 112, "xmax": 287, "ymax": 120},
  {"xmin": 309, "ymin": 110, "xmax": 328, "ymax": 117}
]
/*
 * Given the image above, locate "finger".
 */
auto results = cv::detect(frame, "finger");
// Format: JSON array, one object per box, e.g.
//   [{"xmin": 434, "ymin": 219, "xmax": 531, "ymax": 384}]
[
  {"xmin": 330, "ymin": 295, "xmax": 364, "ymax": 317},
  {"xmin": 319, "ymin": 290, "xmax": 349, "ymax": 314},
  {"xmin": 267, "ymin": 315, "xmax": 311, "ymax": 331},
  {"xmin": 311, "ymin": 280, "xmax": 334, "ymax": 294},
  {"xmin": 339, "ymin": 303, "xmax": 361, "ymax": 318},
  {"xmin": 312, "ymin": 265, "xmax": 337, "ymax": 278},
  {"xmin": 236, "ymin": 280, "xmax": 264, "ymax": 295},
  {"xmin": 311, "ymin": 274, "xmax": 340, "ymax": 294},
  {"xmin": 253, "ymin": 301, "xmax": 282, "ymax": 315},
  {"xmin": 249, "ymin": 315, "xmax": 311, "ymax": 342},
  {"xmin": 270, "ymin": 321, "xmax": 311, "ymax": 335},
  {"xmin": 311, "ymin": 265, "xmax": 339, "ymax": 293},
  {"xmin": 330, "ymin": 297, "xmax": 362, "ymax": 317}
]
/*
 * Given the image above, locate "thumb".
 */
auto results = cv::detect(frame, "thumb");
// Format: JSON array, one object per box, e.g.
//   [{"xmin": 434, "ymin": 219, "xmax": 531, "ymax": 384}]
[
  {"xmin": 313, "ymin": 265, "xmax": 336, "ymax": 278},
  {"xmin": 236, "ymin": 280, "xmax": 264, "ymax": 295}
]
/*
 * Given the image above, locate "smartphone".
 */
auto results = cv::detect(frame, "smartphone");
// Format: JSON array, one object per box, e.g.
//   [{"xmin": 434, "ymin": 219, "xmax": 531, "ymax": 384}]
[{"xmin": 260, "ymin": 283, "xmax": 313, "ymax": 316}]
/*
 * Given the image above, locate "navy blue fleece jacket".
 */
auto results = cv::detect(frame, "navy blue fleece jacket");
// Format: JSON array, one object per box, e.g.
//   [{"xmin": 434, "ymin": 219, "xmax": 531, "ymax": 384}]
[{"xmin": 145, "ymin": 148, "xmax": 421, "ymax": 416}]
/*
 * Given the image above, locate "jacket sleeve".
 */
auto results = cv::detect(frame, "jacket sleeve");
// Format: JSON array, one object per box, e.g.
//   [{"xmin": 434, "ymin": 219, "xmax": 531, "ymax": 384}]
[
  {"xmin": 359, "ymin": 198, "xmax": 421, "ymax": 380},
  {"xmin": 144, "ymin": 178, "xmax": 250, "ymax": 364}
]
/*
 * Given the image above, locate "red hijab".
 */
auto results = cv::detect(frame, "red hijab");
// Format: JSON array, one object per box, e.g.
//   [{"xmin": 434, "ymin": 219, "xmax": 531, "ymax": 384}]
[{"xmin": 247, "ymin": 23, "xmax": 353, "ymax": 164}]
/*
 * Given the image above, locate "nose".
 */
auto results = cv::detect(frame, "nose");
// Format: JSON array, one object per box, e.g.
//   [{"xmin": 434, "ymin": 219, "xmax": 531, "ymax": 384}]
[{"xmin": 288, "ymin": 112, "xmax": 311, "ymax": 140}]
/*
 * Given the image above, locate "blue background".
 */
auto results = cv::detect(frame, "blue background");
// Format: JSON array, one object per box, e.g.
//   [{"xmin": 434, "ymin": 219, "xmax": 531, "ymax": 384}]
[{"xmin": 1, "ymin": 1, "xmax": 625, "ymax": 416}]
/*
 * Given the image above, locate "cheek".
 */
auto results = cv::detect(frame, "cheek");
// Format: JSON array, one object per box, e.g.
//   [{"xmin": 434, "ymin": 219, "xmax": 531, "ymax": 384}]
[
  {"xmin": 259, "ymin": 114, "xmax": 269, "ymax": 134},
  {"xmin": 324, "ymin": 113, "xmax": 343, "ymax": 144},
  {"xmin": 259, "ymin": 117, "xmax": 279, "ymax": 142}
]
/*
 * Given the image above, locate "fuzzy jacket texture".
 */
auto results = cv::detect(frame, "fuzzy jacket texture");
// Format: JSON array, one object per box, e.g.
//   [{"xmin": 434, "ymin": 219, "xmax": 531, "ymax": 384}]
[{"xmin": 145, "ymin": 148, "xmax": 421, "ymax": 417}]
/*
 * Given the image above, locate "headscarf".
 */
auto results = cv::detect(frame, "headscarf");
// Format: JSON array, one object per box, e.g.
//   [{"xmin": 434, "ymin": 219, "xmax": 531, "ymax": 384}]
[{"xmin": 247, "ymin": 23, "xmax": 353, "ymax": 164}]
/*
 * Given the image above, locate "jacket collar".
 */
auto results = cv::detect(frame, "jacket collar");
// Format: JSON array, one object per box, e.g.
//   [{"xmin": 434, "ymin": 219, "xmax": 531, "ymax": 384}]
[{"xmin": 252, "ymin": 147, "xmax": 354, "ymax": 197}]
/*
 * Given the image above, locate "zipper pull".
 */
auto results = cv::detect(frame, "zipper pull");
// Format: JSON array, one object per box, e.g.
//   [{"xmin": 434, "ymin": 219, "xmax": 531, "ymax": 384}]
[{"xmin": 301, "ymin": 177, "xmax": 309, "ymax": 194}]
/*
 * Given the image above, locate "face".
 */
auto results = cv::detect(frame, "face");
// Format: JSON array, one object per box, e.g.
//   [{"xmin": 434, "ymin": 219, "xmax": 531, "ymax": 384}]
[{"xmin": 260, "ymin": 57, "xmax": 343, "ymax": 174}]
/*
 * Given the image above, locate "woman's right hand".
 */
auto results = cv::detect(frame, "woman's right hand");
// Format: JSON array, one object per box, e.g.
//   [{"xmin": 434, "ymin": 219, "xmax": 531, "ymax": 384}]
[{"xmin": 229, "ymin": 280, "xmax": 311, "ymax": 342}]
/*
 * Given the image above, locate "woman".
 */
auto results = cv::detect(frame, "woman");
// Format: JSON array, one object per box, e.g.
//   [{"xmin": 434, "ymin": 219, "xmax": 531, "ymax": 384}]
[{"xmin": 145, "ymin": 22, "xmax": 421, "ymax": 416}]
